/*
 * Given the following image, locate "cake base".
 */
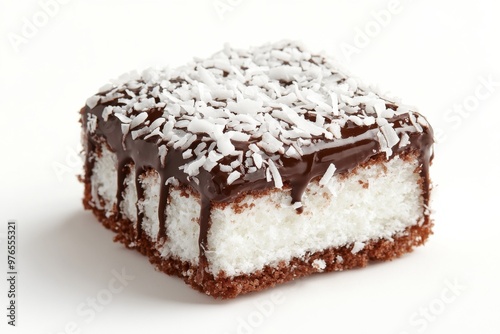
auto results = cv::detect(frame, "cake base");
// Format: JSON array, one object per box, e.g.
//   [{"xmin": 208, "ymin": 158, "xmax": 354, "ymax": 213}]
[{"xmin": 82, "ymin": 179, "xmax": 432, "ymax": 299}]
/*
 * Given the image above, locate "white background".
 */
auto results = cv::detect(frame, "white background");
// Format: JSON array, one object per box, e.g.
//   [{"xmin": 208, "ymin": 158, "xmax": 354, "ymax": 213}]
[{"xmin": 1, "ymin": 0, "xmax": 499, "ymax": 333}]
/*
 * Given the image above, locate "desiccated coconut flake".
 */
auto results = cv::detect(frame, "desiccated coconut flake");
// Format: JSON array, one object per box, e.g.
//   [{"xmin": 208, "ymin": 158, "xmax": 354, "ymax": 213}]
[
  {"xmin": 380, "ymin": 123, "xmax": 400, "ymax": 149},
  {"xmin": 98, "ymin": 83, "xmax": 113, "ymax": 93},
  {"xmin": 183, "ymin": 156, "xmax": 207, "ymax": 176},
  {"xmin": 348, "ymin": 115, "xmax": 364, "ymax": 126},
  {"xmin": 267, "ymin": 159, "xmax": 283, "ymax": 189},
  {"xmin": 315, "ymin": 113, "xmax": 325, "ymax": 127},
  {"xmin": 143, "ymin": 127, "xmax": 162, "ymax": 140},
  {"xmin": 248, "ymin": 144, "xmax": 260, "ymax": 153},
  {"xmin": 194, "ymin": 142, "xmax": 207, "ymax": 155},
  {"xmin": 203, "ymin": 159, "xmax": 218, "ymax": 172},
  {"xmin": 158, "ymin": 145, "xmax": 168, "ymax": 167},
  {"xmin": 396, "ymin": 105, "xmax": 411, "ymax": 115},
  {"xmin": 259, "ymin": 132, "xmax": 284, "ymax": 154},
  {"xmin": 265, "ymin": 164, "xmax": 272, "ymax": 182},
  {"xmin": 197, "ymin": 83, "xmax": 213, "ymax": 103},
  {"xmin": 187, "ymin": 118, "xmax": 216, "ymax": 135},
  {"xmin": 248, "ymin": 167, "xmax": 257, "ymax": 173},
  {"xmin": 363, "ymin": 116, "xmax": 376, "ymax": 126},
  {"xmin": 409, "ymin": 112, "xmax": 424, "ymax": 132},
  {"xmin": 330, "ymin": 92, "xmax": 339, "ymax": 115},
  {"xmin": 219, "ymin": 164, "xmax": 233, "ymax": 173},
  {"xmin": 102, "ymin": 106, "xmax": 113, "ymax": 121},
  {"xmin": 230, "ymin": 160, "xmax": 241, "ymax": 169},
  {"xmin": 373, "ymin": 101, "xmax": 387, "ymax": 118},
  {"xmin": 86, "ymin": 96, "xmax": 101, "ymax": 109},
  {"xmin": 208, "ymin": 150, "xmax": 224, "ymax": 162},
  {"xmin": 351, "ymin": 242, "xmax": 365, "ymax": 254},
  {"xmin": 179, "ymin": 134, "xmax": 197, "ymax": 150},
  {"xmin": 134, "ymin": 98, "xmax": 156, "ymax": 111},
  {"xmin": 228, "ymin": 131, "xmax": 251, "ymax": 142},
  {"xmin": 268, "ymin": 65, "xmax": 302, "ymax": 81},
  {"xmin": 285, "ymin": 145, "xmax": 301, "ymax": 159},
  {"xmin": 381, "ymin": 108, "xmax": 395, "ymax": 118},
  {"xmin": 399, "ymin": 133, "xmax": 410, "ymax": 148},
  {"xmin": 276, "ymin": 93, "xmax": 298, "ymax": 104},
  {"xmin": 227, "ymin": 98, "xmax": 263, "ymax": 116},
  {"xmin": 119, "ymin": 125, "xmax": 130, "ymax": 139},
  {"xmin": 164, "ymin": 176, "xmax": 179, "ymax": 186},
  {"xmin": 377, "ymin": 131, "xmax": 392, "ymax": 159},
  {"xmin": 417, "ymin": 115, "xmax": 429, "ymax": 127},
  {"xmin": 271, "ymin": 49, "xmax": 292, "ymax": 62},
  {"xmin": 130, "ymin": 112, "xmax": 149, "ymax": 129},
  {"xmin": 376, "ymin": 117, "xmax": 389, "ymax": 126},
  {"xmin": 131, "ymin": 127, "xmax": 150, "ymax": 140},
  {"xmin": 319, "ymin": 163, "xmax": 336, "ymax": 186},
  {"xmin": 217, "ymin": 134, "xmax": 236, "ymax": 156},
  {"xmin": 328, "ymin": 123, "xmax": 342, "ymax": 139},
  {"xmin": 149, "ymin": 117, "xmax": 166, "ymax": 131},
  {"xmin": 87, "ymin": 114, "xmax": 97, "ymax": 133},
  {"xmin": 312, "ymin": 259, "xmax": 326, "ymax": 272},
  {"xmin": 345, "ymin": 77, "xmax": 358, "ymax": 91},
  {"xmin": 101, "ymin": 92, "xmax": 125, "ymax": 104},
  {"xmin": 197, "ymin": 67, "xmax": 218, "ymax": 88},
  {"xmin": 227, "ymin": 171, "xmax": 241, "ymax": 185},
  {"xmin": 252, "ymin": 152, "xmax": 263, "ymax": 169},
  {"xmin": 291, "ymin": 142, "xmax": 304, "ymax": 156},
  {"xmin": 192, "ymin": 176, "xmax": 201, "ymax": 185},
  {"xmin": 306, "ymin": 94, "xmax": 332, "ymax": 113},
  {"xmin": 280, "ymin": 104, "xmax": 325, "ymax": 136}
]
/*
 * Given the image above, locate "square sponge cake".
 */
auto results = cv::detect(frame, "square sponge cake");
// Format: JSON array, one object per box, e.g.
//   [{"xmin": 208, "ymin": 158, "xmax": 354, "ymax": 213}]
[{"xmin": 80, "ymin": 41, "xmax": 434, "ymax": 299}]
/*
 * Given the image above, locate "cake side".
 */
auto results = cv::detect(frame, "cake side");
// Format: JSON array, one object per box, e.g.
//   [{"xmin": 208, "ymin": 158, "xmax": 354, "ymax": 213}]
[
  {"xmin": 82, "ymin": 140, "xmax": 432, "ymax": 298},
  {"xmin": 206, "ymin": 151, "xmax": 426, "ymax": 277}
]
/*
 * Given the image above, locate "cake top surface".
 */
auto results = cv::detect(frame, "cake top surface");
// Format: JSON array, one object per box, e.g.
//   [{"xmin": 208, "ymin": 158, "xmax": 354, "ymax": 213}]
[{"xmin": 85, "ymin": 40, "xmax": 432, "ymax": 191}]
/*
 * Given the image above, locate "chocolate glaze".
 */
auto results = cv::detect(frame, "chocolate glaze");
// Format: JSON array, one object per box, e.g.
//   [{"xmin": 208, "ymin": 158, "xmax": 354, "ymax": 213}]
[{"xmin": 82, "ymin": 104, "xmax": 433, "ymax": 280}]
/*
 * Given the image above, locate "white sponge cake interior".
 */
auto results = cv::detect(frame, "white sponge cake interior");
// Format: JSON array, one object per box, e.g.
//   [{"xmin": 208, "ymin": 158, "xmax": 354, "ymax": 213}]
[{"xmin": 89, "ymin": 143, "xmax": 424, "ymax": 277}]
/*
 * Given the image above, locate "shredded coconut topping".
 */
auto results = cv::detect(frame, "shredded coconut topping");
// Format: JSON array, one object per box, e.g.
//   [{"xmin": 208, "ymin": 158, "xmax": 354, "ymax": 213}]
[
  {"xmin": 87, "ymin": 41, "xmax": 427, "ymax": 188},
  {"xmin": 319, "ymin": 163, "xmax": 337, "ymax": 186},
  {"xmin": 351, "ymin": 241, "xmax": 365, "ymax": 254}
]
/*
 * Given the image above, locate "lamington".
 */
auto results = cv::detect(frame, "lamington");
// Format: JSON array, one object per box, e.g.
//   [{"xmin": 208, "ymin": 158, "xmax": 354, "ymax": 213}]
[{"xmin": 80, "ymin": 41, "xmax": 434, "ymax": 299}]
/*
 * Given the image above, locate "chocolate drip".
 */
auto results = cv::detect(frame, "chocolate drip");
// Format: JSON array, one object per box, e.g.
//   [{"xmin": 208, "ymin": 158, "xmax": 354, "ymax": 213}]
[
  {"xmin": 134, "ymin": 166, "xmax": 145, "ymax": 239},
  {"xmin": 419, "ymin": 140, "xmax": 433, "ymax": 208},
  {"xmin": 196, "ymin": 196, "xmax": 212, "ymax": 282},
  {"xmin": 157, "ymin": 175, "xmax": 169, "ymax": 242},
  {"xmin": 82, "ymin": 105, "xmax": 434, "ymax": 276},
  {"xmin": 115, "ymin": 159, "xmax": 131, "ymax": 220}
]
